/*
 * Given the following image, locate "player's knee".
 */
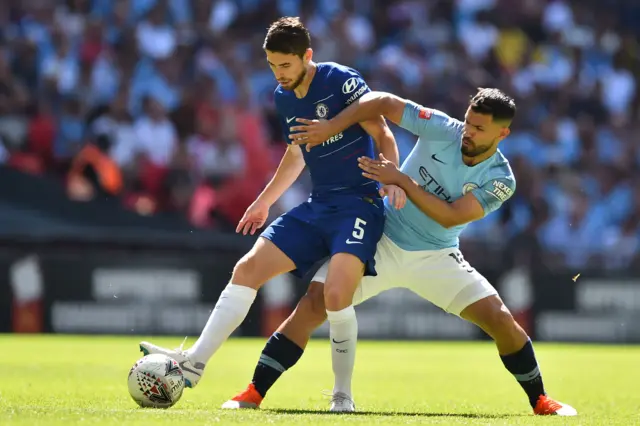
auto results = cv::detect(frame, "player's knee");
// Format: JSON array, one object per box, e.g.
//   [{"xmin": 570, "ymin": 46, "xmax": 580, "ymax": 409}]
[
  {"xmin": 323, "ymin": 285, "xmax": 353, "ymax": 311},
  {"xmin": 231, "ymin": 254, "xmax": 261, "ymax": 288},
  {"xmin": 298, "ymin": 282, "xmax": 327, "ymax": 326},
  {"xmin": 484, "ymin": 303, "xmax": 521, "ymax": 339},
  {"xmin": 323, "ymin": 254, "xmax": 363, "ymax": 311}
]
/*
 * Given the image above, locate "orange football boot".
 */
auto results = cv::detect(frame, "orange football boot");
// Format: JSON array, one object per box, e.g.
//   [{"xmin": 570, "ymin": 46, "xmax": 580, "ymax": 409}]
[
  {"xmin": 221, "ymin": 383, "xmax": 264, "ymax": 409},
  {"xmin": 533, "ymin": 395, "xmax": 577, "ymax": 416}
]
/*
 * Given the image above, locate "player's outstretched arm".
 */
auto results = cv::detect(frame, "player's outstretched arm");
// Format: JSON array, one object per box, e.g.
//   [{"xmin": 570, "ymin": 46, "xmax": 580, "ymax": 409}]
[
  {"xmin": 289, "ymin": 92, "xmax": 407, "ymax": 147},
  {"xmin": 236, "ymin": 145, "xmax": 305, "ymax": 235},
  {"xmin": 359, "ymin": 116, "xmax": 399, "ymax": 166},
  {"xmin": 332, "ymin": 91, "xmax": 407, "ymax": 131},
  {"xmin": 357, "ymin": 154, "xmax": 487, "ymax": 229},
  {"xmin": 359, "ymin": 116, "xmax": 406, "ymax": 209},
  {"xmin": 399, "ymin": 181, "xmax": 485, "ymax": 228},
  {"xmin": 256, "ymin": 144, "xmax": 306, "ymax": 206}
]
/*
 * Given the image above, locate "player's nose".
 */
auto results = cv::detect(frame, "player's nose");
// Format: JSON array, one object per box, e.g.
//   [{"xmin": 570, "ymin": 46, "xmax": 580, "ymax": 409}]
[{"xmin": 463, "ymin": 124, "xmax": 475, "ymax": 136}]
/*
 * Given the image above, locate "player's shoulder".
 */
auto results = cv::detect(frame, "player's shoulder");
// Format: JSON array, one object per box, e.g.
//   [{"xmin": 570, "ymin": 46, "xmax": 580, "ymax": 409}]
[
  {"xmin": 319, "ymin": 62, "xmax": 365, "ymax": 87},
  {"xmin": 485, "ymin": 150, "xmax": 516, "ymax": 190},
  {"xmin": 320, "ymin": 61, "xmax": 363, "ymax": 77},
  {"xmin": 274, "ymin": 84, "xmax": 287, "ymax": 99},
  {"xmin": 318, "ymin": 62, "xmax": 369, "ymax": 102},
  {"xmin": 427, "ymin": 107, "xmax": 464, "ymax": 131},
  {"xmin": 273, "ymin": 84, "xmax": 292, "ymax": 108},
  {"xmin": 409, "ymin": 102, "xmax": 464, "ymax": 140}
]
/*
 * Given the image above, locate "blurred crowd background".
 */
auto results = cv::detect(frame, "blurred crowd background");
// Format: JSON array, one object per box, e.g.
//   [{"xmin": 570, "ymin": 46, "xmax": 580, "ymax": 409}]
[{"xmin": 1, "ymin": 0, "xmax": 639, "ymax": 271}]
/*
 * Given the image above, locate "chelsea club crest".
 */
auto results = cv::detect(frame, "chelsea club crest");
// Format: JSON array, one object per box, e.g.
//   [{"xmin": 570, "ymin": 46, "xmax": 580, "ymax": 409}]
[
  {"xmin": 462, "ymin": 183, "xmax": 478, "ymax": 194},
  {"xmin": 315, "ymin": 103, "xmax": 329, "ymax": 119}
]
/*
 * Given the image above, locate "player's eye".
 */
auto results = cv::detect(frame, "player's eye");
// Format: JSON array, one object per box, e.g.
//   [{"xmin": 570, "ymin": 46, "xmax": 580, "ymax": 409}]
[{"xmin": 465, "ymin": 121, "xmax": 483, "ymax": 132}]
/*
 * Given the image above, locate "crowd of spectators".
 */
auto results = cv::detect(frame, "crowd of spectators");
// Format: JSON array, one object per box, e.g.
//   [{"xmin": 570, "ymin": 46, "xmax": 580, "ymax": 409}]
[{"xmin": 1, "ymin": 0, "xmax": 639, "ymax": 269}]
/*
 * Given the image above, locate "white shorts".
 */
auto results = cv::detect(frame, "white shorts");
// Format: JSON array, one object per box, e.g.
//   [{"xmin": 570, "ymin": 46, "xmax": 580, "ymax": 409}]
[{"xmin": 312, "ymin": 234, "xmax": 497, "ymax": 316}]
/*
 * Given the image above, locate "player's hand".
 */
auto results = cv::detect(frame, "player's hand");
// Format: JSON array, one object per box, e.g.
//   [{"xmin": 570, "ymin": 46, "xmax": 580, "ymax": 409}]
[
  {"xmin": 359, "ymin": 153, "xmax": 404, "ymax": 185},
  {"xmin": 288, "ymin": 118, "xmax": 333, "ymax": 152},
  {"xmin": 380, "ymin": 185, "xmax": 406, "ymax": 210},
  {"xmin": 236, "ymin": 199, "xmax": 270, "ymax": 236}
]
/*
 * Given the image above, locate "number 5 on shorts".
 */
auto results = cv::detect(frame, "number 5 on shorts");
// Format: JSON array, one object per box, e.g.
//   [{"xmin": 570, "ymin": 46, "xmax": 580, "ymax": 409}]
[{"xmin": 351, "ymin": 218, "xmax": 367, "ymax": 241}]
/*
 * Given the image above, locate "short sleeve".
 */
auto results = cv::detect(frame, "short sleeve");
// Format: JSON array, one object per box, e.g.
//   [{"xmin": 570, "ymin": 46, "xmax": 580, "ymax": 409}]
[
  {"xmin": 471, "ymin": 176, "xmax": 516, "ymax": 215},
  {"xmin": 400, "ymin": 100, "xmax": 462, "ymax": 140},
  {"xmin": 273, "ymin": 91, "xmax": 293, "ymax": 145},
  {"xmin": 334, "ymin": 68, "xmax": 371, "ymax": 106}
]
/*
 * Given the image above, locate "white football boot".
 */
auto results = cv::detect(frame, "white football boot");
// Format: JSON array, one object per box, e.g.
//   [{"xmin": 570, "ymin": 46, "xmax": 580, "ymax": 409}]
[
  {"xmin": 330, "ymin": 392, "xmax": 356, "ymax": 412},
  {"xmin": 139, "ymin": 339, "xmax": 205, "ymax": 388}
]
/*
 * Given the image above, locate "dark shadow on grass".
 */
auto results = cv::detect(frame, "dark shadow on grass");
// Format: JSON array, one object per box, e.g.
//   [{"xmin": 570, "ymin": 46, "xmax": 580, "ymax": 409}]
[{"xmin": 265, "ymin": 408, "xmax": 525, "ymax": 419}]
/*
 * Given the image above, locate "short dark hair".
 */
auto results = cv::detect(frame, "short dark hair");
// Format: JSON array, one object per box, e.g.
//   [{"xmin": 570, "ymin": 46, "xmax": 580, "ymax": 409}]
[
  {"xmin": 469, "ymin": 88, "xmax": 516, "ymax": 124},
  {"xmin": 263, "ymin": 17, "xmax": 311, "ymax": 58}
]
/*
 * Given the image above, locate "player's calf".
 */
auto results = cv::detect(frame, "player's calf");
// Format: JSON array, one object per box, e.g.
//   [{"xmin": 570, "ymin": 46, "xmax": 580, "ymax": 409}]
[
  {"xmin": 323, "ymin": 253, "xmax": 364, "ymax": 404},
  {"xmin": 184, "ymin": 238, "xmax": 295, "ymax": 365},
  {"xmin": 462, "ymin": 295, "xmax": 528, "ymax": 354},
  {"xmin": 223, "ymin": 282, "xmax": 327, "ymax": 409},
  {"xmin": 279, "ymin": 281, "xmax": 328, "ymax": 348},
  {"xmin": 461, "ymin": 295, "xmax": 576, "ymax": 416},
  {"xmin": 139, "ymin": 238, "xmax": 295, "ymax": 389},
  {"xmin": 462, "ymin": 296, "xmax": 543, "ymax": 406},
  {"xmin": 252, "ymin": 284, "xmax": 326, "ymax": 397}
]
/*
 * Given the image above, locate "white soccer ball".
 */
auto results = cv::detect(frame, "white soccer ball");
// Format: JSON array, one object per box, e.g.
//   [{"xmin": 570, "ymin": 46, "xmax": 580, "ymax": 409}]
[{"xmin": 127, "ymin": 354, "xmax": 185, "ymax": 409}]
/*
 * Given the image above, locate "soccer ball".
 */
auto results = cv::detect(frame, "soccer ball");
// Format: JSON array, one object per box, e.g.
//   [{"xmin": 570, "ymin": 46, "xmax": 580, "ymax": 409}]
[{"xmin": 127, "ymin": 354, "xmax": 185, "ymax": 409}]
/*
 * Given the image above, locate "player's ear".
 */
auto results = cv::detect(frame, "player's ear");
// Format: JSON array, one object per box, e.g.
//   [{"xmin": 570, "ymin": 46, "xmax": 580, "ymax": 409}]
[
  {"xmin": 304, "ymin": 48, "xmax": 313, "ymax": 63},
  {"xmin": 500, "ymin": 127, "xmax": 511, "ymax": 141}
]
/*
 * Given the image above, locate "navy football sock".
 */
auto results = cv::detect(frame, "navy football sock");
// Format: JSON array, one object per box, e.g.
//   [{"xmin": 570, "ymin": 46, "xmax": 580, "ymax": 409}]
[
  {"xmin": 500, "ymin": 339, "xmax": 546, "ymax": 408},
  {"xmin": 251, "ymin": 332, "xmax": 304, "ymax": 397}
]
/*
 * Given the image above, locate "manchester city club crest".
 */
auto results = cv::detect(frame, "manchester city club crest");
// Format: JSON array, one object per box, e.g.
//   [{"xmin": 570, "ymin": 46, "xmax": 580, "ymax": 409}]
[
  {"xmin": 462, "ymin": 183, "xmax": 478, "ymax": 194},
  {"xmin": 315, "ymin": 103, "xmax": 329, "ymax": 119}
]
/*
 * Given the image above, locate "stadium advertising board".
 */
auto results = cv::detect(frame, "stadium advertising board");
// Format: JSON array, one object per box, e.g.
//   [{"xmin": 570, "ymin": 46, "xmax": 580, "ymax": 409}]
[
  {"xmin": 0, "ymin": 249, "xmax": 262, "ymax": 336},
  {"xmin": 1, "ymin": 250, "xmax": 639, "ymax": 343}
]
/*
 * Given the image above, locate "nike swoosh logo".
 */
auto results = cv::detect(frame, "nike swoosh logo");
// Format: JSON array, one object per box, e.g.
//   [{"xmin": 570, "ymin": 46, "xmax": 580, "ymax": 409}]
[
  {"xmin": 332, "ymin": 339, "xmax": 349, "ymax": 344},
  {"xmin": 179, "ymin": 360, "xmax": 203, "ymax": 377},
  {"xmin": 345, "ymin": 239, "xmax": 363, "ymax": 245},
  {"xmin": 286, "ymin": 116, "xmax": 296, "ymax": 123},
  {"xmin": 431, "ymin": 153, "xmax": 445, "ymax": 164}
]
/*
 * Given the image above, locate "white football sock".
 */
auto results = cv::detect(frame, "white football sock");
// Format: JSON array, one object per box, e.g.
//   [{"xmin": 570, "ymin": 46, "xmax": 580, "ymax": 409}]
[
  {"xmin": 187, "ymin": 284, "xmax": 257, "ymax": 365},
  {"xmin": 327, "ymin": 305, "xmax": 358, "ymax": 397}
]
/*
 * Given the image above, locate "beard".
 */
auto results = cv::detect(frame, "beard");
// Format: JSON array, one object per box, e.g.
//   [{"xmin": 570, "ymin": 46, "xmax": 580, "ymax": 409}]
[
  {"xmin": 280, "ymin": 68, "xmax": 307, "ymax": 91},
  {"xmin": 461, "ymin": 136, "xmax": 494, "ymax": 157}
]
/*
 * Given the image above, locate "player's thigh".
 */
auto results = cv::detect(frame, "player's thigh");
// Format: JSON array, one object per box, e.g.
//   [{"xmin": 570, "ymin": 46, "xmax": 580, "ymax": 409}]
[
  {"xmin": 405, "ymin": 248, "xmax": 498, "ymax": 316},
  {"xmin": 311, "ymin": 235, "xmax": 402, "ymax": 307},
  {"xmin": 259, "ymin": 206, "xmax": 329, "ymax": 280},
  {"xmin": 323, "ymin": 252, "xmax": 365, "ymax": 310},
  {"xmin": 231, "ymin": 237, "xmax": 296, "ymax": 288}
]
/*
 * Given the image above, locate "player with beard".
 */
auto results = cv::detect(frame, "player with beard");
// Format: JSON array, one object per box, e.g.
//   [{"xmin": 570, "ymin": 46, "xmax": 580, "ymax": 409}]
[
  {"xmin": 139, "ymin": 17, "xmax": 403, "ymax": 412},
  {"xmin": 222, "ymin": 88, "xmax": 577, "ymax": 416}
]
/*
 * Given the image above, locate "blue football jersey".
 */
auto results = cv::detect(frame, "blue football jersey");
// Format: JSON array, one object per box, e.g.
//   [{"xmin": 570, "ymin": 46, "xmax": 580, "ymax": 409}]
[
  {"xmin": 274, "ymin": 62, "xmax": 379, "ymax": 198},
  {"xmin": 384, "ymin": 101, "xmax": 516, "ymax": 251}
]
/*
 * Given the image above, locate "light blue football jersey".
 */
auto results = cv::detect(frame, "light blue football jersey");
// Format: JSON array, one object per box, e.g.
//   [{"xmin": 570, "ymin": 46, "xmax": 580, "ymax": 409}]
[{"xmin": 384, "ymin": 101, "xmax": 516, "ymax": 251}]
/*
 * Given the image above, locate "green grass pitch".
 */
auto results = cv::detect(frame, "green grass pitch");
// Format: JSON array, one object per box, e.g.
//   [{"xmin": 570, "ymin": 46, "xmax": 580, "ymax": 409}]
[{"xmin": 0, "ymin": 335, "xmax": 638, "ymax": 425}]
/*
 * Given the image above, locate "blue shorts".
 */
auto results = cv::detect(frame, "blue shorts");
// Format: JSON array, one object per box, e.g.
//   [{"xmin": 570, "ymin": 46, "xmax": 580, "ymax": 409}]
[{"xmin": 261, "ymin": 195, "xmax": 385, "ymax": 278}]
